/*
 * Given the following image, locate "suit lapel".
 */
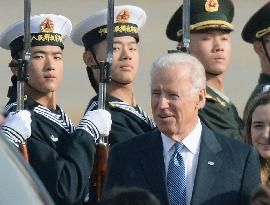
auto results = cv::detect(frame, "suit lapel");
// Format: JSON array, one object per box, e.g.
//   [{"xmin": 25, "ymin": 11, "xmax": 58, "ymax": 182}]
[
  {"xmin": 140, "ymin": 130, "xmax": 169, "ymax": 205},
  {"xmin": 191, "ymin": 124, "xmax": 223, "ymax": 205}
]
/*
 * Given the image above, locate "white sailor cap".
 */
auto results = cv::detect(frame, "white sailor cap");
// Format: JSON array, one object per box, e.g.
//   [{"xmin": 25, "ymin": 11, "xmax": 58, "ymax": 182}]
[
  {"xmin": 0, "ymin": 14, "xmax": 72, "ymax": 57},
  {"xmin": 71, "ymin": 5, "xmax": 146, "ymax": 50}
]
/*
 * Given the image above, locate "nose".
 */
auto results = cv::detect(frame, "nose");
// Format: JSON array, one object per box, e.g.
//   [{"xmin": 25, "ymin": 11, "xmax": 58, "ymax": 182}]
[
  {"xmin": 46, "ymin": 57, "xmax": 56, "ymax": 71},
  {"xmin": 262, "ymin": 126, "xmax": 270, "ymax": 139},
  {"xmin": 213, "ymin": 38, "xmax": 224, "ymax": 52},
  {"xmin": 158, "ymin": 96, "xmax": 169, "ymax": 109},
  {"xmin": 121, "ymin": 47, "xmax": 132, "ymax": 60}
]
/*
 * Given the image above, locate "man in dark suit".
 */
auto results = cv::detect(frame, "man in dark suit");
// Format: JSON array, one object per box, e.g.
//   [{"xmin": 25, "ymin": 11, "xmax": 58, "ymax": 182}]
[{"xmin": 104, "ymin": 52, "xmax": 260, "ymax": 205}]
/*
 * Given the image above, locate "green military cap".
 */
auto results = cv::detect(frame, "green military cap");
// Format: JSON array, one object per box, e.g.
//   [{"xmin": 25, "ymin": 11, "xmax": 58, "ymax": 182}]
[
  {"xmin": 166, "ymin": 0, "xmax": 234, "ymax": 42},
  {"xmin": 242, "ymin": 2, "xmax": 270, "ymax": 43}
]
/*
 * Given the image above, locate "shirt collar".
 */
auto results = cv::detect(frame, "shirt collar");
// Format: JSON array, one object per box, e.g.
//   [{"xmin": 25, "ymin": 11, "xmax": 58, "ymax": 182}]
[
  {"xmin": 208, "ymin": 86, "xmax": 230, "ymax": 103},
  {"xmin": 183, "ymin": 118, "xmax": 202, "ymax": 154},
  {"xmin": 161, "ymin": 132, "xmax": 175, "ymax": 155},
  {"xmin": 161, "ymin": 118, "xmax": 202, "ymax": 155}
]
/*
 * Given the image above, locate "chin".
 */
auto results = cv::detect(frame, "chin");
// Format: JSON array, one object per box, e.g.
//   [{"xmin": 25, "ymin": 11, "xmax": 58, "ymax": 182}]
[
  {"xmin": 206, "ymin": 66, "xmax": 227, "ymax": 74},
  {"xmin": 42, "ymin": 87, "xmax": 58, "ymax": 93},
  {"xmin": 158, "ymin": 126, "xmax": 175, "ymax": 136},
  {"xmin": 261, "ymin": 153, "xmax": 270, "ymax": 160},
  {"xmin": 115, "ymin": 78, "xmax": 133, "ymax": 84}
]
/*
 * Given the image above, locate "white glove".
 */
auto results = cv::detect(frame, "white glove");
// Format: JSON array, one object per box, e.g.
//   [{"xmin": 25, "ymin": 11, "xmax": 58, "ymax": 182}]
[
  {"xmin": 1, "ymin": 110, "xmax": 32, "ymax": 146},
  {"xmin": 76, "ymin": 109, "xmax": 112, "ymax": 141},
  {"xmin": 262, "ymin": 85, "xmax": 270, "ymax": 93}
]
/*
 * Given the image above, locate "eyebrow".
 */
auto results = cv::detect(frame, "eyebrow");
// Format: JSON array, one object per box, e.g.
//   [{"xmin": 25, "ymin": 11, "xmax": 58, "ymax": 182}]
[
  {"xmin": 201, "ymin": 30, "xmax": 229, "ymax": 35},
  {"xmin": 113, "ymin": 40, "xmax": 137, "ymax": 45},
  {"xmin": 151, "ymin": 88, "xmax": 160, "ymax": 91},
  {"xmin": 32, "ymin": 50, "xmax": 63, "ymax": 55}
]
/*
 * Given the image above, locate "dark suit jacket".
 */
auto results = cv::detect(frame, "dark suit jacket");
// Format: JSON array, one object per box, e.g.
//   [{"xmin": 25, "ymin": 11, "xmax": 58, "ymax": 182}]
[
  {"xmin": 199, "ymin": 86, "xmax": 243, "ymax": 140},
  {"xmin": 104, "ymin": 123, "xmax": 260, "ymax": 205}
]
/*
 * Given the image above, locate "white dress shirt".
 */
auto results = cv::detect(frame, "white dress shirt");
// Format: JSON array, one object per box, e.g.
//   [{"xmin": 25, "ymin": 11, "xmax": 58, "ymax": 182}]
[{"xmin": 161, "ymin": 118, "xmax": 202, "ymax": 205}]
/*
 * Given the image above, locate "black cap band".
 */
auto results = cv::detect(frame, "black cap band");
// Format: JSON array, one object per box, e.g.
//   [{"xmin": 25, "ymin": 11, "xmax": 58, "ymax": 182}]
[
  {"xmin": 82, "ymin": 23, "xmax": 139, "ymax": 50},
  {"xmin": 10, "ymin": 33, "xmax": 64, "ymax": 57}
]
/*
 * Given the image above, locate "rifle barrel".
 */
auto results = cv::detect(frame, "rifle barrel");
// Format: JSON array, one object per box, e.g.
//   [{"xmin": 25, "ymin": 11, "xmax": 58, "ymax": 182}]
[
  {"xmin": 106, "ymin": 0, "xmax": 114, "ymax": 65},
  {"xmin": 17, "ymin": 0, "xmax": 31, "ymax": 162},
  {"xmin": 24, "ymin": 0, "xmax": 31, "ymax": 56},
  {"xmin": 93, "ymin": 1, "xmax": 114, "ymax": 202}
]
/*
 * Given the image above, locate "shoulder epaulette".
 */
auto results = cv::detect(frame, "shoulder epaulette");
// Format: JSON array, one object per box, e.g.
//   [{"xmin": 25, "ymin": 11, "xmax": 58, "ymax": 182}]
[
  {"xmin": 108, "ymin": 102, "xmax": 117, "ymax": 108},
  {"xmin": 206, "ymin": 93, "xmax": 227, "ymax": 107}
]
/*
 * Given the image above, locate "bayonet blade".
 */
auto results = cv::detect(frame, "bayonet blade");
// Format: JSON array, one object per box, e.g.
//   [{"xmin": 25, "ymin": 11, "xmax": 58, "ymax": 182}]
[{"xmin": 182, "ymin": 0, "xmax": 190, "ymax": 52}]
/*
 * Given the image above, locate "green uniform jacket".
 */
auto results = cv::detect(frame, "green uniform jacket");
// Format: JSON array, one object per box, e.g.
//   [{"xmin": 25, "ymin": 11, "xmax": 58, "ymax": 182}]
[
  {"xmin": 199, "ymin": 86, "xmax": 243, "ymax": 140},
  {"xmin": 243, "ymin": 73, "xmax": 270, "ymax": 124},
  {"xmin": 4, "ymin": 98, "xmax": 96, "ymax": 205},
  {"xmin": 87, "ymin": 95, "xmax": 156, "ymax": 146}
]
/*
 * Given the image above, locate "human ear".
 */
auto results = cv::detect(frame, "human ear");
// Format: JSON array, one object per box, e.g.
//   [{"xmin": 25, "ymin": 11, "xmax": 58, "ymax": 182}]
[
  {"xmin": 253, "ymin": 41, "xmax": 264, "ymax": 56},
  {"xmin": 83, "ymin": 50, "xmax": 95, "ymax": 66},
  {"xmin": 196, "ymin": 88, "xmax": 206, "ymax": 109}
]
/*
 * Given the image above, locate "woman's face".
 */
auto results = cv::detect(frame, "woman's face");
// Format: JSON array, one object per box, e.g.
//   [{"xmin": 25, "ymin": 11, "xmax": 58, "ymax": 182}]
[{"xmin": 251, "ymin": 103, "xmax": 270, "ymax": 160}]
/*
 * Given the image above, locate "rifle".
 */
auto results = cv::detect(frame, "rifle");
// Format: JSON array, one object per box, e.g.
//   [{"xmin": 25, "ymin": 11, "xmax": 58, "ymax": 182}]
[
  {"xmin": 18, "ymin": 0, "xmax": 31, "ymax": 162},
  {"xmin": 180, "ymin": 0, "xmax": 190, "ymax": 52},
  {"xmin": 168, "ymin": 0, "xmax": 190, "ymax": 53},
  {"xmin": 91, "ymin": 0, "xmax": 114, "ymax": 202}
]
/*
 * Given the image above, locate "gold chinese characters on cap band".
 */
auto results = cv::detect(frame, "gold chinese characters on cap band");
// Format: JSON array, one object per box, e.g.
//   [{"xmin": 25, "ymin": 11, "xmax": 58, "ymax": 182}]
[{"xmin": 31, "ymin": 18, "xmax": 63, "ymax": 44}]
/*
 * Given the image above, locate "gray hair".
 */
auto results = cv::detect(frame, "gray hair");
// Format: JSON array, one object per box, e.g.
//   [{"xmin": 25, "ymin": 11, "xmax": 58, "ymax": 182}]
[{"xmin": 150, "ymin": 52, "xmax": 206, "ymax": 94}]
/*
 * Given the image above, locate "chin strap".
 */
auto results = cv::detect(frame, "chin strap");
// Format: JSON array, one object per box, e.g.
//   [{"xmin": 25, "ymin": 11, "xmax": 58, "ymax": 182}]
[
  {"xmin": 261, "ymin": 38, "xmax": 270, "ymax": 64},
  {"xmin": 88, "ymin": 48, "xmax": 129, "ymax": 86}
]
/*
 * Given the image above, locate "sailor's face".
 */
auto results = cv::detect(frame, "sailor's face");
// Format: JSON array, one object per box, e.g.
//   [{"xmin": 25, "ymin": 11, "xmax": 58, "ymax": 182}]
[
  {"xmin": 27, "ymin": 46, "xmax": 64, "ymax": 94},
  {"xmin": 92, "ymin": 36, "xmax": 139, "ymax": 85}
]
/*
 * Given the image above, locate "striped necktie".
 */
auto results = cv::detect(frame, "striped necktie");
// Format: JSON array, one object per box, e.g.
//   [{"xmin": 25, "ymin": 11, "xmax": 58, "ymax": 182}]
[{"xmin": 167, "ymin": 142, "xmax": 186, "ymax": 205}]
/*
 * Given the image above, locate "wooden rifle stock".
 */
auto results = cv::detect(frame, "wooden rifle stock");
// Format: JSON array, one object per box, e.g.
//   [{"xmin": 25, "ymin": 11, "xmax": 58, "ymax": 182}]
[
  {"xmin": 91, "ymin": 142, "xmax": 109, "ymax": 202},
  {"xmin": 19, "ymin": 142, "xmax": 29, "ymax": 162}
]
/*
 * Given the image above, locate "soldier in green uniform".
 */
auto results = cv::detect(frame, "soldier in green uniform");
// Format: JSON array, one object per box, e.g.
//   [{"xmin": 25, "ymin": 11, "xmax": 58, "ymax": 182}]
[
  {"xmin": 71, "ymin": 5, "xmax": 156, "ymax": 146},
  {"xmin": 242, "ymin": 2, "xmax": 270, "ymax": 124},
  {"xmin": 166, "ymin": 0, "xmax": 243, "ymax": 140},
  {"xmin": 0, "ymin": 14, "xmax": 112, "ymax": 205}
]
